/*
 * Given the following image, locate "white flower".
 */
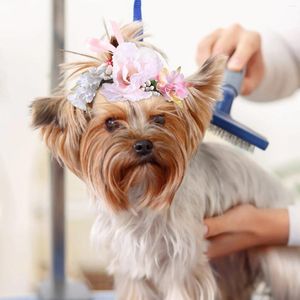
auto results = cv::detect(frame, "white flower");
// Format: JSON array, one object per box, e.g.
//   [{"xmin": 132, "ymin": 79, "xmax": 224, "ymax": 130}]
[{"xmin": 67, "ymin": 65, "xmax": 107, "ymax": 110}]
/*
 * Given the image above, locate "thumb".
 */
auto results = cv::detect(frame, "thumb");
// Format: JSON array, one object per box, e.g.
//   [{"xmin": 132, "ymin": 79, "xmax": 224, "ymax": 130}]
[{"xmin": 204, "ymin": 214, "xmax": 230, "ymax": 238}]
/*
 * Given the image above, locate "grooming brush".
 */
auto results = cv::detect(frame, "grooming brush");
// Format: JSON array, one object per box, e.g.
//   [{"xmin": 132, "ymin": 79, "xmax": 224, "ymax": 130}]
[{"xmin": 210, "ymin": 69, "xmax": 269, "ymax": 151}]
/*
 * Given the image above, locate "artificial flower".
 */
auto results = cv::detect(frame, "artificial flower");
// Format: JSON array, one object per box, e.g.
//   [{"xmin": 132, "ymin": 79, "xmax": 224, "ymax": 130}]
[
  {"xmin": 100, "ymin": 42, "xmax": 163, "ymax": 101},
  {"xmin": 157, "ymin": 67, "xmax": 189, "ymax": 105}
]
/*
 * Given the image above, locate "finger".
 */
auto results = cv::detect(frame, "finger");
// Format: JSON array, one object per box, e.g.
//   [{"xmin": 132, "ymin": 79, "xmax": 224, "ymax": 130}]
[
  {"xmin": 227, "ymin": 31, "xmax": 261, "ymax": 71},
  {"xmin": 241, "ymin": 77, "xmax": 257, "ymax": 95},
  {"xmin": 241, "ymin": 50, "xmax": 264, "ymax": 95},
  {"xmin": 196, "ymin": 29, "xmax": 222, "ymax": 66},
  {"xmin": 212, "ymin": 24, "xmax": 242, "ymax": 56},
  {"xmin": 204, "ymin": 214, "xmax": 231, "ymax": 238},
  {"xmin": 206, "ymin": 233, "xmax": 256, "ymax": 259}
]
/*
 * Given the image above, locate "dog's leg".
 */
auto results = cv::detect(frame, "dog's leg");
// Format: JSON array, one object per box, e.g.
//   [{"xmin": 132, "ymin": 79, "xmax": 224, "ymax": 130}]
[
  {"xmin": 255, "ymin": 246, "xmax": 300, "ymax": 300},
  {"xmin": 163, "ymin": 264, "xmax": 217, "ymax": 300},
  {"xmin": 114, "ymin": 273, "xmax": 160, "ymax": 300},
  {"xmin": 211, "ymin": 252, "xmax": 258, "ymax": 300}
]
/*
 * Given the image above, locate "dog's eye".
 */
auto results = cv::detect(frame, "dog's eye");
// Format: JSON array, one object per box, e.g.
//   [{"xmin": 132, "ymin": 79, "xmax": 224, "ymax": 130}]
[
  {"xmin": 151, "ymin": 114, "xmax": 165, "ymax": 125},
  {"xmin": 105, "ymin": 118, "xmax": 120, "ymax": 132}
]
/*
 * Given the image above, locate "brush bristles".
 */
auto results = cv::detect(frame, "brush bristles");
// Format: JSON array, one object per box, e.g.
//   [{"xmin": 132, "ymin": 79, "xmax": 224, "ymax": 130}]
[{"xmin": 209, "ymin": 124, "xmax": 255, "ymax": 152}]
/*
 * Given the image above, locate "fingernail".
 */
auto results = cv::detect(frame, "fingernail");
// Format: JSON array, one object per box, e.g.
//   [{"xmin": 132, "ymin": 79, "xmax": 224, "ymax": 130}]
[
  {"xmin": 228, "ymin": 58, "xmax": 242, "ymax": 70},
  {"xmin": 203, "ymin": 225, "xmax": 208, "ymax": 236}
]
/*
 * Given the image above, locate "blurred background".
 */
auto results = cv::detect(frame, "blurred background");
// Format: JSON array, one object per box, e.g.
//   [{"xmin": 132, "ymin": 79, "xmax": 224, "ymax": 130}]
[{"xmin": 0, "ymin": 0, "xmax": 299, "ymax": 297}]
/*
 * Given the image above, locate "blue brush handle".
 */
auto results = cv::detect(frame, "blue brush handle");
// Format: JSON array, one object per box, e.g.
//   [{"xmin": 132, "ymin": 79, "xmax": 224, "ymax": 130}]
[
  {"xmin": 216, "ymin": 69, "xmax": 245, "ymax": 114},
  {"xmin": 133, "ymin": 0, "xmax": 143, "ymax": 40},
  {"xmin": 133, "ymin": 0, "xmax": 142, "ymax": 21}
]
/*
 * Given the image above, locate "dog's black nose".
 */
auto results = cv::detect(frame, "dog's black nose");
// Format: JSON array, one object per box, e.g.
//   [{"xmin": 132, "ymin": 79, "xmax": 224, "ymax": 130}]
[{"xmin": 134, "ymin": 140, "xmax": 153, "ymax": 156}]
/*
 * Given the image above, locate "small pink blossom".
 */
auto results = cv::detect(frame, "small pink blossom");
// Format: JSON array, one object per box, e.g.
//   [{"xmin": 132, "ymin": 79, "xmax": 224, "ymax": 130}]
[
  {"xmin": 157, "ymin": 68, "xmax": 189, "ymax": 102},
  {"xmin": 101, "ymin": 42, "xmax": 163, "ymax": 101}
]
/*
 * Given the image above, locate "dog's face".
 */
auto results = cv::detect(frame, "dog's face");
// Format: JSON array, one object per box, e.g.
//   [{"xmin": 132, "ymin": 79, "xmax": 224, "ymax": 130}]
[
  {"xmin": 31, "ymin": 24, "xmax": 225, "ymax": 212},
  {"xmin": 80, "ymin": 94, "xmax": 205, "ymax": 211}
]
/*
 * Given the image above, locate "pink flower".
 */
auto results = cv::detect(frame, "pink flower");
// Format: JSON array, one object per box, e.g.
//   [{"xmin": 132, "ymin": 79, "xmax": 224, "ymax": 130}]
[
  {"xmin": 157, "ymin": 68, "xmax": 189, "ymax": 103},
  {"xmin": 101, "ymin": 42, "xmax": 164, "ymax": 101}
]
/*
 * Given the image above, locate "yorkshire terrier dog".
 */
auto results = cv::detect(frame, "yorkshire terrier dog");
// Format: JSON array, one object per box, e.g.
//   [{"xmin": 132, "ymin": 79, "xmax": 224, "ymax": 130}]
[{"xmin": 31, "ymin": 22, "xmax": 300, "ymax": 300}]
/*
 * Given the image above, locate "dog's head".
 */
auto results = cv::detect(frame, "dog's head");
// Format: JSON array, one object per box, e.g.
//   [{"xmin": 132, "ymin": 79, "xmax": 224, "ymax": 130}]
[{"xmin": 31, "ymin": 22, "xmax": 225, "ymax": 212}]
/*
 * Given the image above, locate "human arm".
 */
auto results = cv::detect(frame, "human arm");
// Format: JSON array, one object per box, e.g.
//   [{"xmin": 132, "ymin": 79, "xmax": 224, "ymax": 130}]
[{"xmin": 204, "ymin": 203, "xmax": 300, "ymax": 259}]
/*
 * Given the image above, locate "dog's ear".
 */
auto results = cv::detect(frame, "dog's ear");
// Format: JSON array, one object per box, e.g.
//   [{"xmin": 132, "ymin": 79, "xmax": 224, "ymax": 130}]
[
  {"xmin": 183, "ymin": 56, "xmax": 226, "ymax": 146},
  {"xmin": 187, "ymin": 56, "xmax": 226, "ymax": 103},
  {"xmin": 31, "ymin": 96, "xmax": 89, "ymax": 176}
]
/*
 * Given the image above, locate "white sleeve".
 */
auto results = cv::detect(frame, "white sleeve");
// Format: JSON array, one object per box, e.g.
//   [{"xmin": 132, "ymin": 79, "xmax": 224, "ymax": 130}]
[
  {"xmin": 246, "ymin": 29, "xmax": 300, "ymax": 102},
  {"xmin": 288, "ymin": 204, "xmax": 300, "ymax": 246}
]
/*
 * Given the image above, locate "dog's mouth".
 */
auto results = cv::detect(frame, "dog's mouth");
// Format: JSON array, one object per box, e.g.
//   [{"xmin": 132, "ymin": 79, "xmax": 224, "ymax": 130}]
[
  {"xmin": 119, "ymin": 155, "xmax": 160, "ymax": 181},
  {"xmin": 138, "ymin": 154, "xmax": 158, "ymax": 166}
]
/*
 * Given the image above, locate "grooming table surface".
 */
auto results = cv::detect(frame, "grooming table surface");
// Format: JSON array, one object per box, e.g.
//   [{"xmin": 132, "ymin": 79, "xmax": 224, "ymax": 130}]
[{"xmin": 2, "ymin": 292, "xmax": 114, "ymax": 300}]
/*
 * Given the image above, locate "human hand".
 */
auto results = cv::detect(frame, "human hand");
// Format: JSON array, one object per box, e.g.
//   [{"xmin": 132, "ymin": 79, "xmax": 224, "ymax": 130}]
[
  {"xmin": 204, "ymin": 204, "xmax": 289, "ymax": 259},
  {"xmin": 196, "ymin": 24, "xmax": 265, "ymax": 95}
]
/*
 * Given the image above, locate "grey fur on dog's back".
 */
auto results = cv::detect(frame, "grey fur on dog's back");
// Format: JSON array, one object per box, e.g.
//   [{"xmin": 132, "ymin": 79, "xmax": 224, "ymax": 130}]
[{"xmin": 180, "ymin": 142, "xmax": 293, "ymax": 217}]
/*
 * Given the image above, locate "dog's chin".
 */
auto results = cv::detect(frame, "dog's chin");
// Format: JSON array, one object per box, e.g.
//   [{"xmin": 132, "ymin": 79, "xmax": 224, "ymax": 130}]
[
  {"xmin": 97, "ymin": 148, "xmax": 186, "ymax": 212},
  {"xmin": 127, "ymin": 161, "xmax": 163, "ymax": 206}
]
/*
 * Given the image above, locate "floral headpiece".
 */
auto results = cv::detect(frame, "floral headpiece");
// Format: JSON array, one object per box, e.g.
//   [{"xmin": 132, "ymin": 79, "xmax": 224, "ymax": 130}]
[{"xmin": 67, "ymin": 22, "xmax": 189, "ymax": 110}]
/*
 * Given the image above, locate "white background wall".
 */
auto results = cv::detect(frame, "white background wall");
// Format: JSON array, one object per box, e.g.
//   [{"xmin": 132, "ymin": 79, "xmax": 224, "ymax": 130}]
[{"xmin": 0, "ymin": 0, "xmax": 299, "ymax": 296}]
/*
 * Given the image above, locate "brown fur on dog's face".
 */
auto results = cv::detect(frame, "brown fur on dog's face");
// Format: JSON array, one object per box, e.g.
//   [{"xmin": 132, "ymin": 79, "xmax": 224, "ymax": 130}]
[
  {"xmin": 31, "ymin": 31, "xmax": 225, "ymax": 212},
  {"xmin": 80, "ymin": 96, "xmax": 189, "ymax": 211}
]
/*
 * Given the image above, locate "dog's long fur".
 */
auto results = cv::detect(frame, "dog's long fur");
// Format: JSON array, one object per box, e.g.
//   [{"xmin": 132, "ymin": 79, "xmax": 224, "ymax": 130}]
[
  {"xmin": 91, "ymin": 142, "xmax": 300, "ymax": 300},
  {"xmin": 31, "ymin": 22, "xmax": 300, "ymax": 299}
]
